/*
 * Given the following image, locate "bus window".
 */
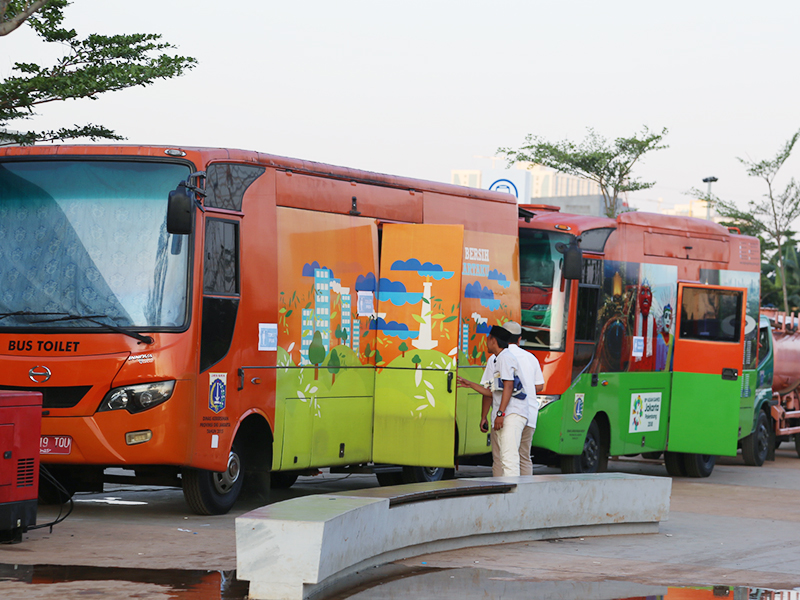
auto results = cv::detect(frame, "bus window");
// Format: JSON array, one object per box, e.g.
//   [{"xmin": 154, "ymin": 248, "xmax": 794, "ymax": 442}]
[
  {"xmin": 203, "ymin": 219, "xmax": 239, "ymax": 295},
  {"xmin": 519, "ymin": 228, "xmax": 572, "ymax": 351},
  {"xmin": 205, "ymin": 163, "xmax": 264, "ymax": 211},
  {"xmin": 572, "ymin": 285, "xmax": 600, "ymax": 380},
  {"xmin": 0, "ymin": 159, "xmax": 191, "ymax": 329},
  {"xmin": 757, "ymin": 325, "xmax": 771, "ymax": 366},
  {"xmin": 679, "ymin": 287, "xmax": 742, "ymax": 343}
]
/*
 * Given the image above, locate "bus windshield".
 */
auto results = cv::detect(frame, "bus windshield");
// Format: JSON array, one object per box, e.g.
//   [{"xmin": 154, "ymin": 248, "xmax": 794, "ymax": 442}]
[
  {"xmin": 518, "ymin": 228, "xmax": 573, "ymax": 351},
  {"xmin": 0, "ymin": 160, "xmax": 191, "ymax": 330}
]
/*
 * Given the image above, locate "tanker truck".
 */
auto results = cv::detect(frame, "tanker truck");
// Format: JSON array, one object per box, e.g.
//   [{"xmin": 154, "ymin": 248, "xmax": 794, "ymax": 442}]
[{"xmin": 752, "ymin": 309, "xmax": 800, "ymax": 462}]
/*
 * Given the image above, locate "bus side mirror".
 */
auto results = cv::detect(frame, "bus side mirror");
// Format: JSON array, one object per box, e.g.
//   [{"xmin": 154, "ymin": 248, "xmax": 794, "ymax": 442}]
[
  {"xmin": 167, "ymin": 186, "xmax": 194, "ymax": 235},
  {"xmin": 556, "ymin": 242, "xmax": 582, "ymax": 280}
]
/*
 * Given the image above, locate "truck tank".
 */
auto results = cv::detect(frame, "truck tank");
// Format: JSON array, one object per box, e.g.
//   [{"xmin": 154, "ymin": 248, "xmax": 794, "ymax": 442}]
[
  {"xmin": 772, "ymin": 327, "xmax": 800, "ymax": 393},
  {"xmin": 760, "ymin": 309, "xmax": 800, "ymax": 454}
]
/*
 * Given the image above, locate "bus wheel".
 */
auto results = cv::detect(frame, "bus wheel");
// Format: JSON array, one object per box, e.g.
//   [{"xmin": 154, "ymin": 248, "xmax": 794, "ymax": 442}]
[
  {"xmin": 375, "ymin": 471, "xmax": 404, "ymax": 486},
  {"xmin": 182, "ymin": 446, "xmax": 244, "ymax": 515},
  {"xmin": 741, "ymin": 411, "xmax": 770, "ymax": 467},
  {"xmin": 401, "ymin": 466, "xmax": 454, "ymax": 483},
  {"xmin": 560, "ymin": 421, "xmax": 607, "ymax": 474},
  {"xmin": 683, "ymin": 453, "xmax": 716, "ymax": 478},
  {"xmin": 664, "ymin": 451, "xmax": 687, "ymax": 477},
  {"xmin": 270, "ymin": 472, "xmax": 299, "ymax": 489}
]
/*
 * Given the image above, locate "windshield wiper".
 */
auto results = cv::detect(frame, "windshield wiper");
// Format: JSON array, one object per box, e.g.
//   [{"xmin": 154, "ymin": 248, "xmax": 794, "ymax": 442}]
[
  {"xmin": 25, "ymin": 313, "xmax": 154, "ymax": 345},
  {"xmin": 0, "ymin": 311, "xmax": 71, "ymax": 321}
]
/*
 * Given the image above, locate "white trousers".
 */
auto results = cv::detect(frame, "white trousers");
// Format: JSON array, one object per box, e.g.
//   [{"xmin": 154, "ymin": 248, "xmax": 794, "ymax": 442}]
[
  {"xmin": 490, "ymin": 413, "xmax": 528, "ymax": 477},
  {"xmin": 519, "ymin": 425, "xmax": 535, "ymax": 476}
]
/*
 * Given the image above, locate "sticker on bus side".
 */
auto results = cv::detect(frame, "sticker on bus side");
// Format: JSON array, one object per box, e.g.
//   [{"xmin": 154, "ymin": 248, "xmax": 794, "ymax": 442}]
[
  {"xmin": 573, "ymin": 394, "xmax": 584, "ymax": 422},
  {"xmin": 258, "ymin": 323, "xmax": 278, "ymax": 351},
  {"xmin": 209, "ymin": 373, "xmax": 227, "ymax": 413},
  {"xmin": 629, "ymin": 392, "xmax": 661, "ymax": 433}
]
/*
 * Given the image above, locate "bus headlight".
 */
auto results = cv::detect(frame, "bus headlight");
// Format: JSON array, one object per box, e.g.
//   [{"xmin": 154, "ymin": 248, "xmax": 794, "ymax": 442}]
[
  {"xmin": 538, "ymin": 395, "xmax": 561, "ymax": 409},
  {"xmin": 99, "ymin": 381, "xmax": 176, "ymax": 414}
]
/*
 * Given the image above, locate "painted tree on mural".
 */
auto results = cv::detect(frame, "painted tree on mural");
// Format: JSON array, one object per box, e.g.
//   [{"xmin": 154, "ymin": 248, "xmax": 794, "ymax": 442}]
[
  {"xmin": 327, "ymin": 349, "xmax": 340, "ymax": 384},
  {"xmin": 308, "ymin": 331, "xmax": 326, "ymax": 380},
  {"xmin": 398, "ymin": 341, "xmax": 409, "ymax": 357}
]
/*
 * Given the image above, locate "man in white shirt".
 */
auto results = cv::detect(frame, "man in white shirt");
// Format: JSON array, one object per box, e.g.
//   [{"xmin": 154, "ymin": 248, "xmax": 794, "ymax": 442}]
[
  {"xmin": 457, "ymin": 325, "xmax": 528, "ymax": 476},
  {"xmin": 502, "ymin": 321, "xmax": 545, "ymax": 476}
]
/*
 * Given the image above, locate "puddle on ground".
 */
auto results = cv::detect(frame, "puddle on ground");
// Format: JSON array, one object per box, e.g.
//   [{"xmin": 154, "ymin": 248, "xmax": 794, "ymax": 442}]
[
  {"xmin": 326, "ymin": 566, "xmax": 800, "ymax": 600},
  {"xmin": 0, "ymin": 563, "xmax": 249, "ymax": 599},
  {"xmin": 1, "ymin": 563, "xmax": 798, "ymax": 600}
]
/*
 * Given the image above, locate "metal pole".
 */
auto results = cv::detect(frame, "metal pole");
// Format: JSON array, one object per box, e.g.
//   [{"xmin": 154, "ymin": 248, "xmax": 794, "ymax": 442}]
[{"xmin": 702, "ymin": 176, "xmax": 718, "ymax": 220}]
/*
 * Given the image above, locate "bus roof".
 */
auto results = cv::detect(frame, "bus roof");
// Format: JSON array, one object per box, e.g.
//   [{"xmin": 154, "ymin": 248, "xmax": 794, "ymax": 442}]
[{"xmin": 0, "ymin": 144, "xmax": 518, "ymax": 206}]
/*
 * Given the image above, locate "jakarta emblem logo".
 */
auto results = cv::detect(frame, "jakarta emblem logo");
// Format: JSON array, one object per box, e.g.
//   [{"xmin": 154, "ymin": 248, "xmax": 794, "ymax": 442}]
[
  {"xmin": 573, "ymin": 393, "xmax": 584, "ymax": 422},
  {"xmin": 209, "ymin": 372, "xmax": 227, "ymax": 413}
]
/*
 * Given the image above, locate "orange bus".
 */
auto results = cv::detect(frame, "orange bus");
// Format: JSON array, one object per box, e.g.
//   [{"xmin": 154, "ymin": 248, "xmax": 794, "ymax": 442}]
[{"xmin": 0, "ymin": 145, "xmax": 521, "ymax": 514}]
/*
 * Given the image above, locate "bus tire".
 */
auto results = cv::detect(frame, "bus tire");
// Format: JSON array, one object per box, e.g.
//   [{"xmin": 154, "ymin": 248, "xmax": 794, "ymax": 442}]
[
  {"xmin": 401, "ymin": 466, "xmax": 453, "ymax": 483},
  {"xmin": 182, "ymin": 445, "xmax": 244, "ymax": 515},
  {"xmin": 376, "ymin": 471, "xmax": 404, "ymax": 486},
  {"xmin": 741, "ymin": 410, "xmax": 770, "ymax": 467},
  {"xmin": 664, "ymin": 451, "xmax": 687, "ymax": 477},
  {"xmin": 270, "ymin": 471, "xmax": 299, "ymax": 489},
  {"xmin": 559, "ymin": 420, "xmax": 607, "ymax": 474},
  {"xmin": 683, "ymin": 453, "xmax": 715, "ymax": 478}
]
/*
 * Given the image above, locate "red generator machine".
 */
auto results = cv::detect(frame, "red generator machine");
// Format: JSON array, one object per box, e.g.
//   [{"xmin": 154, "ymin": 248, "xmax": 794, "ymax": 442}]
[{"xmin": 0, "ymin": 391, "xmax": 42, "ymax": 543}]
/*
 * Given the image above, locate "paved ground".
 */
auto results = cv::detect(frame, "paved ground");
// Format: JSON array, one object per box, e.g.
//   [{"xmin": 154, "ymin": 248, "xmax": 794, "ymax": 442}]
[{"xmin": 2, "ymin": 446, "xmax": 800, "ymax": 598}]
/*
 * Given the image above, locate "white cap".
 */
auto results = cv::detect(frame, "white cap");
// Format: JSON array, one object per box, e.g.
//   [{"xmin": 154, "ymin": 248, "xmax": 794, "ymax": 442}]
[{"xmin": 502, "ymin": 321, "xmax": 522, "ymax": 336}]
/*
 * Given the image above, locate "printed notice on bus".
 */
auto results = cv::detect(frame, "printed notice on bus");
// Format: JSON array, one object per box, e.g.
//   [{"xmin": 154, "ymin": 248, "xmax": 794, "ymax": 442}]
[
  {"xmin": 629, "ymin": 392, "xmax": 661, "ymax": 433},
  {"xmin": 357, "ymin": 291, "xmax": 374, "ymax": 317},
  {"xmin": 631, "ymin": 336, "xmax": 644, "ymax": 358},
  {"xmin": 258, "ymin": 323, "xmax": 278, "ymax": 351}
]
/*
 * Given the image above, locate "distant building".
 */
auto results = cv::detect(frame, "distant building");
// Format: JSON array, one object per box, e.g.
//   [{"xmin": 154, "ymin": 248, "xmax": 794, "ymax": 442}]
[
  {"xmin": 662, "ymin": 199, "xmax": 721, "ymax": 222},
  {"xmin": 452, "ymin": 164, "xmax": 613, "ymax": 216}
]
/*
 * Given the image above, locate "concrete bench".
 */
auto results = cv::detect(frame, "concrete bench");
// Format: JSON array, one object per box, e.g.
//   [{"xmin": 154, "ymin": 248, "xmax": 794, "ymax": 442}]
[{"xmin": 236, "ymin": 473, "xmax": 672, "ymax": 600}]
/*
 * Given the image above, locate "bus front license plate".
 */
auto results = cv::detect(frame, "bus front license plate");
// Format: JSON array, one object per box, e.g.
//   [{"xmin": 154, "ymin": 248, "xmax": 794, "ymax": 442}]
[{"xmin": 40, "ymin": 436, "xmax": 72, "ymax": 455}]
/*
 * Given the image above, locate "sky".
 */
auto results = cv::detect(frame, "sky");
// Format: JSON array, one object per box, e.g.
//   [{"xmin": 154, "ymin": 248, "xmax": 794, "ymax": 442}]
[{"xmin": 2, "ymin": 0, "xmax": 799, "ymax": 214}]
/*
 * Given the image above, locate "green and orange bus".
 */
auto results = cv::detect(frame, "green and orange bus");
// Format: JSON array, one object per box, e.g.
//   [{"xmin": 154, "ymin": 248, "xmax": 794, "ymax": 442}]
[{"xmin": 0, "ymin": 145, "xmax": 762, "ymax": 514}]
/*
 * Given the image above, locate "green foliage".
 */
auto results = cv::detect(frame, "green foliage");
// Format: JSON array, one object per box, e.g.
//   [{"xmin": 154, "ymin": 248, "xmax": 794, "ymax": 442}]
[
  {"xmin": 703, "ymin": 131, "xmax": 800, "ymax": 314},
  {"xmin": 411, "ymin": 354, "xmax": 421, "ymax": 366},
  {"xmin": 0, "ymin": 0, "xmax": 196, "ymax": 145},
  {"xmin": 499, "ymin": 126, "xmax": 668, "ymax": 218},
  {"xmin": 398, "ymin": 341, "xmax": 408, "ymax": 356}
]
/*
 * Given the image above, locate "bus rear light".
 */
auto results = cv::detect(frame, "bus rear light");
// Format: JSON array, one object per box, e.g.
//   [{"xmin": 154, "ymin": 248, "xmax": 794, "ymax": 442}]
[
  {"xmin": 538, "ymin": 395, "xmax": 561, "ymax": 409},
  {"xmin": 125, "ymin": 430, "xmax": 153, "ymax": 445},
  {"xmin": 98, "ymin": 381, "xmax": 176, "ymax": 414}
]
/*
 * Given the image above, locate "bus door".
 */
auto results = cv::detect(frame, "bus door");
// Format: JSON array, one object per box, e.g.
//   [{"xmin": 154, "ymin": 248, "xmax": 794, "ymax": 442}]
[
  {"xmin": 668, "ymin": 283, "xmax": 746, "ymax": 456},
  {"xmin": 372, "ymin": 224, "xmax": 464, "ymax": 467}
]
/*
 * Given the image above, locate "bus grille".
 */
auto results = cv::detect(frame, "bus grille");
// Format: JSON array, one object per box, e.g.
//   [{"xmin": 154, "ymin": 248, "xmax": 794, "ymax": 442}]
[{"xmin": 0, "ymin": 385, "xmax": 92, "ymax": 409}]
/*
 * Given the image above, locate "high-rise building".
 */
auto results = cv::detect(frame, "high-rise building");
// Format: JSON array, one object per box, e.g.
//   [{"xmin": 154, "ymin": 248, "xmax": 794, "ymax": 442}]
[
  {"xmin": 352, "ymin": 320, "xmax": 361, "ymax": 357},
  {"xmin": 300, "ymin": 308, "xmax": 314, "ymax": 364},
  {"xmin": 341, "ymin": 294, "xmax": 352, "ymax": 348}
]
